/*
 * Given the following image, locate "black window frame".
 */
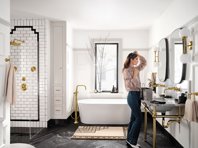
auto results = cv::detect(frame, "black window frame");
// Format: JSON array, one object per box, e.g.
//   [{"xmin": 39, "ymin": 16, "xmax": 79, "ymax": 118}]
[{"xmin": 95, "ymin": 43, "xmax": 119, "ymax": 93}]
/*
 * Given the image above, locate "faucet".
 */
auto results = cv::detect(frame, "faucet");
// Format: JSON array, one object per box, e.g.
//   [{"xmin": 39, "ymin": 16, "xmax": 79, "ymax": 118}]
[
  {"xmin": 164, "ymin": 87, "xmax": 181, "ymax": 95},
  {"xmin": 152, "ymin": 83, "xmax": 166, "ymax": 88},
  {"xmin": 73, "ymin": 85, "xmax": 86, "ymax": 124}
]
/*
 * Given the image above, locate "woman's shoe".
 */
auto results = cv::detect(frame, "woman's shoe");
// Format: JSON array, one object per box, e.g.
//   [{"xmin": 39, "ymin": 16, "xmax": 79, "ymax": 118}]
[{"xmin": 126, "ymin": 140, "xmax": 141, "ymax": 148}]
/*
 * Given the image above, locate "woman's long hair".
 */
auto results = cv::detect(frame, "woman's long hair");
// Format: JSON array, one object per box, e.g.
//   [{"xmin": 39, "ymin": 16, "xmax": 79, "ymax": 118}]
[{"xmin": 122, "ymin": 52, "xmax": 138, "ymax": 72}]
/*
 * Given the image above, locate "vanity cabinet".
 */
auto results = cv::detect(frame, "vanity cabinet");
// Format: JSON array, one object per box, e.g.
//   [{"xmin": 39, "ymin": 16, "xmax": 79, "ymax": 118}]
[{"xmin": 50, "ymin": 21, "xmax": 67, "ymax": 119}]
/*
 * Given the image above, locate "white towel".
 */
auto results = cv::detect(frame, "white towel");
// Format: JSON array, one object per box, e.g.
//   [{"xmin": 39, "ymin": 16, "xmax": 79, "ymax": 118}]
[
  {"xmin": 4, "ymin": 63, "xmax": 16, "ymax": 105},
  {"xmin": 183, "ymin": 98, "xmax": 198, "ymax": 123}
]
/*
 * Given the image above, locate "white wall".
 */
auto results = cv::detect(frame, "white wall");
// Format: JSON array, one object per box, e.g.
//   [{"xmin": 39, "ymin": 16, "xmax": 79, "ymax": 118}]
[
  {"xmin": 149, "ymin": 0, "xmax": 198, "ymax": 147},
  {"xmin": 0, "ymin": 0, "xmax": 10, "ymax": 22},
  {"xmin": 65, "ymin": 22, "xmax": 74, "ymax": 117},
  {"xmin": 46, "ymin": 20, "xmax": 51, "ymax": 121},
  {"xmin": 150, "ymin": 0, "xmax": 198, "ymax": 46},
  {"xmin": 73, "ymin": 30, "xmax": 149, "ymax": 49},
  {"xmin": 73, "ymin": 29, "xmax": 150, "ymax": 96},
  {"xmin": 10, "ymin": 19, "xmax": 48, "ymax": 128}
]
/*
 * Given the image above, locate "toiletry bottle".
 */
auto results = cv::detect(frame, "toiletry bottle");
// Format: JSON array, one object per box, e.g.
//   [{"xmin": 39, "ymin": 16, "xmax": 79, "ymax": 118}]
[{"xmin": 112, "ymin": 85, "xmax": 115, "ymax": 93}]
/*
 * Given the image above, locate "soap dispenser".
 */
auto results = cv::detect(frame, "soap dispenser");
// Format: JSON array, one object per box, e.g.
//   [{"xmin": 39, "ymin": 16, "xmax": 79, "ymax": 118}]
[
  {"xmin": 178, "ymin": 92, "xmax": 187, "ymax": 104},
  {"xmin": 111, "ymin": 85, "xmax": 116, "ymax": 93}
]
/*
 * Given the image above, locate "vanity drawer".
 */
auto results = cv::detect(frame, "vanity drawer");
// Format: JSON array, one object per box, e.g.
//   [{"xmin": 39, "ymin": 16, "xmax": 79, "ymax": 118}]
[
  {"xmin": 54, "ymin": 86, "xmax": 63, "ymax": 96},
  {"xmin": 54, "ymin": 97, "xmax": 62, "ymax": 105},
  {"xmin": 54, "ymin": 106, "xmax": 62, "ymax": 115}
]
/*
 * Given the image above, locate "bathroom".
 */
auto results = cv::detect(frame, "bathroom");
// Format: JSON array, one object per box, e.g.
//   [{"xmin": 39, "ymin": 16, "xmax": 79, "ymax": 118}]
[{"xmin": 0, "ymin": 0, "xmax": 198, "ymax": 148}]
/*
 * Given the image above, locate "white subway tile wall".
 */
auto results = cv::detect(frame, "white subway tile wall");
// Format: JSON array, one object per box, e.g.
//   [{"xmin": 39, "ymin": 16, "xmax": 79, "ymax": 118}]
[{"xmin": 10, "ymin": 19, "xmax": 48, "ymax": 128}]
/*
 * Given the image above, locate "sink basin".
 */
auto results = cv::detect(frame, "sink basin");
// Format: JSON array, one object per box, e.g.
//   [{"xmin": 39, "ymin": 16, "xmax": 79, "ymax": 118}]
[
  {"xmin": 150, "ymin": 104, "xmax": 175, "ymax": 112},
  {"xmin": 159, "ymin": 94, "xmax": 172, "ymax": 98},
  {"xmin": 149, "ymin": 98, "xmax": 176, "ymax": 112}
]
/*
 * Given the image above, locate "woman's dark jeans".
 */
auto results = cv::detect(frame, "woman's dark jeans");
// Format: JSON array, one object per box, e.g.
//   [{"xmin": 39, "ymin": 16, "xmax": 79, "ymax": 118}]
[{"xmin": 127, "ymin": 91, "xmax": 142, "ymax": 145}]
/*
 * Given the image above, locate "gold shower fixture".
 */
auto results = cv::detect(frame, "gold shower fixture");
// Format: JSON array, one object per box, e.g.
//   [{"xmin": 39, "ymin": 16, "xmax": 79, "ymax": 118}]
[
  {"xmin": 31, "ymin": 66, "xmax": 36, "ymax": 72},
  {"xmin": 10, "ymin": 39, "xmax": 25, "ymax": 46},
  {"xmin": 14, "ymin": 66, "xmax": 17, "ymax": 71},
  {"xmin": 5, "ymin": 57, "xmax": 10, "ymax": 62},
  {"xmin": 21, "ymin": 83, "xmax": 27, "ymax": 91},
  {"xmin": 22, "ymin": 77, "xmax": 26, "ymax": 81}
]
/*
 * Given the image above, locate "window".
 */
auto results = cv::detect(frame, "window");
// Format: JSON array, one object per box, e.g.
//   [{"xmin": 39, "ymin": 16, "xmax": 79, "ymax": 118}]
[{"xmin": 95, "ymin": 43, "xmax": 118, "ymax": 92}]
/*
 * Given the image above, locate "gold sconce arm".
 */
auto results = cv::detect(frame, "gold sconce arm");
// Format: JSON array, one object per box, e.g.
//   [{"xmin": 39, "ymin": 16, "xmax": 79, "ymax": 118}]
[
  {"xmin": 182, "ymin": 36, "xmax": 193, "ymax": 54},
  {"xmin": 188, "ymin": 41, "xmax": 193, "ymax": 50}
]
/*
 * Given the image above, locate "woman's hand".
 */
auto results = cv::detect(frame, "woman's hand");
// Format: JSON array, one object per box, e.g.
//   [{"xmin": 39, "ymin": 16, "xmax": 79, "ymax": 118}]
[{"xmin": 134, "ymin": 51, "xmax": 140, "ymax": 57}]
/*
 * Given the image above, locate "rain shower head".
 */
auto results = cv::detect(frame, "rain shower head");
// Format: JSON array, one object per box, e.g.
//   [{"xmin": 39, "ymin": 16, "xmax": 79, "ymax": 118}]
[{"xmin": 10, "ymin": 39, "xmax": 25, "ymax": 46}]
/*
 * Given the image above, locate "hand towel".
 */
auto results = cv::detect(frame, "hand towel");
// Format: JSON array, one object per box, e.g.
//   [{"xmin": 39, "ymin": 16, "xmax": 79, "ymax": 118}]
[
  {"xmin": 4, "ymin": 63, "xmax": 16, "ymax": 105},
  {"xmin": 183, "ymin": 98, "xmax": 198, "ymax": 123}
]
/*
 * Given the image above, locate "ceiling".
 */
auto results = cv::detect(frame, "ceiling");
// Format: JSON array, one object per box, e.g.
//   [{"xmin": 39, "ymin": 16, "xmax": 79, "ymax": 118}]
[{"xmin": 11, "ymin": 0, "xmax": 174, "ymax": 30}]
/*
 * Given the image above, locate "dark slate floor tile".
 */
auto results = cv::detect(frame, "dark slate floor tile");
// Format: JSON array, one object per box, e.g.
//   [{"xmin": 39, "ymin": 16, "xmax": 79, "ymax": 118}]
[{"xmin": 11, "ymin": 114, "xmax": 183, "ymax": 148}]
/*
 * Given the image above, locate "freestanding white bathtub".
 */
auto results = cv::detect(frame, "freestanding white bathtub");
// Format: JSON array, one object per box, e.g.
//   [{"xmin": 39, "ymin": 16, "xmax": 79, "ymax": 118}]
[{"xmin": 78, "ymin": 99, "xmax": 131, "ymax": 125}]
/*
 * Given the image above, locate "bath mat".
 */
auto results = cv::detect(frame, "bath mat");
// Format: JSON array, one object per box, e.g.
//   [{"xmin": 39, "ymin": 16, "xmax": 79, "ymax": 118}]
[{"xmin": 71, "ymin": 126, "xmax": 127, "ymax": 140}]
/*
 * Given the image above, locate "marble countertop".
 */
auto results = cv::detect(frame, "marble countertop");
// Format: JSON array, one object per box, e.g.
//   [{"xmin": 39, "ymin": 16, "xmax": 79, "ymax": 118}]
[{"xmin": 142, "ymin": 98, "xmax": 185, "ymax": 113}]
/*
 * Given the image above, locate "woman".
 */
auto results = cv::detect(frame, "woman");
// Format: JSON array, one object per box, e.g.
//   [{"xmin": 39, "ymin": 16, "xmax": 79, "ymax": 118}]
[{"xmin": 123, "ymin": 51, "xmax": 147, "ymax": 148}]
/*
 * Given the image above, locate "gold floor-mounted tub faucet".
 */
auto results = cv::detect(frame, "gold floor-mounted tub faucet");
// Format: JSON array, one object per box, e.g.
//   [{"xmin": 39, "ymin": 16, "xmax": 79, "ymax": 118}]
[{"xmin": 73, "ymin": 85, "xmax": 86, "ymax": 124}]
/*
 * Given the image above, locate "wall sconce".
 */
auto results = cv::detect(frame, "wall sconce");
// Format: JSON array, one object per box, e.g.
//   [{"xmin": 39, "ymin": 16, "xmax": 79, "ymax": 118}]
[
  {"xmin": 10, "ymin": 39, "xmax": 25, "ymax": 46},
  {"xmin": 182, "ymin": 36, "xmax": 193, "ymax": 54},
  {"xmin": 179, "ymin": 27, "xmax": 193, "ymax": 54},
  {"xmin": 153, "ymin": 49, "xmax": 159, "ymax": 63}
]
